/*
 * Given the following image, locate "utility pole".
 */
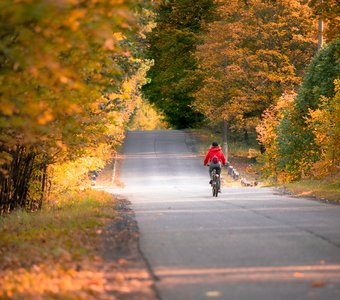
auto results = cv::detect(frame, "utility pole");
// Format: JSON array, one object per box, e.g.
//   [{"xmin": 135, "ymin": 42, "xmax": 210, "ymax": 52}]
[
  {"xmin": 318, "ymin": 0, "xmax": 323, "ymax": 50},
  {"xmin": 318, "ymin": 18, "xmax": 323, "ymax": 49},
  {"xmin": 223, "ymin": 119, "xmax": 228, "ymax": 163},
  {"xmin": 222, "ymin": 56, "xmax": 228, "ymax": 162}
]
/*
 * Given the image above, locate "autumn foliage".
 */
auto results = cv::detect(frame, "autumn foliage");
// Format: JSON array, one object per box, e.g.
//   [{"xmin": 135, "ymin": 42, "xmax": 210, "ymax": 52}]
[
  {"xmin": 257, "ymin": 40, "xmax": 340, "ymax": 182},
  {"xmin": 308, "ymin": 0, "xmax": 340, "ymax": 42},
  {"xmin": 0, "ymin": 0, "xmax": 146, "ymax": 213},
  {"xmin": 191, "ymin": 0, "xmax": 339, "ymax": 183},
  {"xmin": 194, "ymin": 0, "xmax": 317, "ymax": 129}
]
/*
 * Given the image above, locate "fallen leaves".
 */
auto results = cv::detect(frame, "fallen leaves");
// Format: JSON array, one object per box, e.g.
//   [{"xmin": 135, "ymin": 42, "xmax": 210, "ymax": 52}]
[
  {"xmin": 0, "ymin": 262, "xmax": 108, "ymax": 300},
  {"xmin": 311, "ymin": 281, "xmax": 327, "ymax": 288},
  {"xmin": 0, "ymin": 190, "xmax": 115, "ymax": 299}
]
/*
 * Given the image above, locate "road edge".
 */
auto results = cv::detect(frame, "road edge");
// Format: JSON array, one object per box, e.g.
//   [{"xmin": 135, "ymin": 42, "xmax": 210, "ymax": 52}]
[{"xmin": 101, "ymin": 196, "xmax": 161, "ymax": 300}]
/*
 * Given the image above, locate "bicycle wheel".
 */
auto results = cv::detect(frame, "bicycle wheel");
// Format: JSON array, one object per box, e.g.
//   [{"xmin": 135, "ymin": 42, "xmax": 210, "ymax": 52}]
[
  {"xmin": 213, "ymin": 186, "xmax": 218, "ymax": 197},
  {"xmin": 212, "ymin": 173, "xmax": 218, "ymax": 197},
  {"xmin": 211, "ymin": 170, "xmax": 217, "ymax": 197},
  {"xmin": 212, "ymin": 182, "xmax": 216, "ymax": 196},
  {"xmin": 216, "ymin": 175, "xmax": 220, "ymax": 196}
]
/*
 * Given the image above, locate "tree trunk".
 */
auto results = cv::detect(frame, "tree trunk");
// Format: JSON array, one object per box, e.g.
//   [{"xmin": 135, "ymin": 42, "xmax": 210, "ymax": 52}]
[{"xmin": 244, "ymin": 128, "xmax": 249, "ymax": 144}]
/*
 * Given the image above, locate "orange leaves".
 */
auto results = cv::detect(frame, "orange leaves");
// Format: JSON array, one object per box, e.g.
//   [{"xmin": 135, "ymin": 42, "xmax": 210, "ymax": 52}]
[
  {"xmin": 0, "ymin": 262, "xmax": 108, "ymax": 299},
  {"xmin": 103, "ymin": 37, "xmax": 115, "ymax": 50},
  {"xmin": 308, "ymin": 0, "xmax": 340, "ymax": 42},
  {"xmin": 0, "ymin": 0, "xmax": 145, "ymax": 211},
  {"xmin": 256, "ymin": 93, "xmax": 296, "ymax": 180},
  {"xmin": 194, "ymin": 0, "xmax": 316, "ymax": 129},
  {"xmin": 36, "ymin": 109, "xmax": 54, "ymax": 126},
  {"xmin": 64, "ymin": 9, "xmax": 86, "ymax": 31},
  {"xmin": 304, "ymin": 80, "xmax": 340, "ymax": 176},
  {"xmin": 0, "ymin": 100, "xmax": 16, "ymax": 116},
  {"xmin": 0, "ymin": 0, "xmax": 137, "ymax": 151}
]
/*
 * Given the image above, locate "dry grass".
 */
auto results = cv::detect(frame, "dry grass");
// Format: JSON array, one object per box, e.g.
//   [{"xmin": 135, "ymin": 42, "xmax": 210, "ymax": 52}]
[
  {"xmin": 0, "ymin": 189, "xmax": 116, "ymax": 299},
  {"xmin": 283, "ymin": 176, "xmax": 340, "ymax": 203}
]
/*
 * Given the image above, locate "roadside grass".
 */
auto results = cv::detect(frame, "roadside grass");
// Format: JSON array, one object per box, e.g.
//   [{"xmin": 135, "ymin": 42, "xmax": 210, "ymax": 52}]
[
  {"xmin": 0, "ymin": 189, "xmax": 115, "ymax": 299},
  {"xmin": 282, "ymin": 176, "xmax": 340, "ymax": 203}
]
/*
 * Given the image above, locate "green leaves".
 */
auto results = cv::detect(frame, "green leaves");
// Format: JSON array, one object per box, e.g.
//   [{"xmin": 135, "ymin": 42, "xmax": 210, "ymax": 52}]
[
  {"xmin": 142, "ymin": 0, "xmax": 215, "ymax": 128},
  {"xmin": 258, "ymin": 40, "xmax": 340, "ymax": 182}
]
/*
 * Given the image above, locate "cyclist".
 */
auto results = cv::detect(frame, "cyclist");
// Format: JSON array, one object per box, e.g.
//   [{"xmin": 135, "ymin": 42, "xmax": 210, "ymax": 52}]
[{"xmin": 203, "ymin": 141, "xmax": 226, "ymax": 185}]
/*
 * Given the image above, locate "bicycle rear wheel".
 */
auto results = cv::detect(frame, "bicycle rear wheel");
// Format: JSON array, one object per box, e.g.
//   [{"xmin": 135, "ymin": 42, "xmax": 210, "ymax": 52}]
[
  {"xmin": 213, "ymin": 187, "xmax": 218, "ymax": 197},
  {"xmin": 211, "ymin": 170, "xmax": 217, "ymax": 197},
  {"xmin": 216, "ymin": 175, "xmax": 220, "ymax": 197},
  {"xmin": 212, "ymin": 173, "xmax": 219, "ymax": 197}
]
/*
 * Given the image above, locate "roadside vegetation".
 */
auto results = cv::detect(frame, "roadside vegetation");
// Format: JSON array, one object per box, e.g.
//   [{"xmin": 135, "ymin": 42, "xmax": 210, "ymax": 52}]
[
  {"xmin": 282, "ymin": 177, "xmax": 340, "ymax": 203},
  {"xmin": 0, "ymin": 0, "xmax": 154, "ymax": 215},
  {"xmin": 0, "ymin": 189, "xmax": 115, "ymax": 299}
]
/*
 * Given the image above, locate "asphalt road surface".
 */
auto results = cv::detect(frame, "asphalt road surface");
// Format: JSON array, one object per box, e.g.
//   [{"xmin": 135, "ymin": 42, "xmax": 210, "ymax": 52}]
[{"xmin": 117, "ymin": 130, "xmax": 340, "ymax": 300}]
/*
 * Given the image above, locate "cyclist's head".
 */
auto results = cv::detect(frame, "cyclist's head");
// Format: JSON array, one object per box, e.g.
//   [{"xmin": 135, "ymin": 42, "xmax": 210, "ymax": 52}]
[{"xmin": 212, "ymin": 141, "xmax": 218, "ymax": 147}]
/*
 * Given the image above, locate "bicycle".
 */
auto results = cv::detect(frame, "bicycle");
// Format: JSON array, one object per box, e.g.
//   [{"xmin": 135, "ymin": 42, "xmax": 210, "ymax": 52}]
[{"xmin": 211, "ymin": 169, "xmax": 221, "ymax": 197}]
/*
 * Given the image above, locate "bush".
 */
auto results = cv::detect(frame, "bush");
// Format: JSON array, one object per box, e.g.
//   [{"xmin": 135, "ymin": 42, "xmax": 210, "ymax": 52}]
[{"xmin": 257, "ymin": 40, "xmax": 340, "ymax": 182}]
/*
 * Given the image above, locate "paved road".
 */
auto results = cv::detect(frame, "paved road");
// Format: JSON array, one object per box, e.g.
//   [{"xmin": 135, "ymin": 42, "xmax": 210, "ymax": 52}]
[{"xmin": 117, "ymin": 130, "xmax": 340, "ymax": 300}]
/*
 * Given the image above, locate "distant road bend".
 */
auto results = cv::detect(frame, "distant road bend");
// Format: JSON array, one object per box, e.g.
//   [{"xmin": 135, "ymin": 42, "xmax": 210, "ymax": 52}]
[{"xmin": 114, "ymin": 130, "xmax": 340, "ymax": 300}]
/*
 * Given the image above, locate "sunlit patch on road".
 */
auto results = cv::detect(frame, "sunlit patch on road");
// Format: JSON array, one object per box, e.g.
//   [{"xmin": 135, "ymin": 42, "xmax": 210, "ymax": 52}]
[
  {"xmin": 154, "ymin": 264, "xmax": 340, "ymax": 285},
  {"xmin": 206, "ymin": 290, "xmax": 222, "ymax": 297}
]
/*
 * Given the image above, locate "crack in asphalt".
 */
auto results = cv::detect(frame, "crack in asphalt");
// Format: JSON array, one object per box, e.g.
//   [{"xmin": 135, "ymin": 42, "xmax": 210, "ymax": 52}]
[{"xmin": 223, "ymin": 200, "xmax": 340, "ymax": 250}]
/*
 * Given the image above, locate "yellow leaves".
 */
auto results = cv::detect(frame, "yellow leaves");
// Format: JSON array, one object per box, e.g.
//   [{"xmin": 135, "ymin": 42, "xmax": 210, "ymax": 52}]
[
  {"xmin": 0, "ymin": 100, "xmax": 16, "ymax": 116},
  {"xmin": 0, "ymin": 262, "xmax": 107, "ymax": 299},
  {"xmin": 62, "ymin": 8, "xmax": 86, "ymax": 31},
  {"xmin": 59, "ymin": 76, "xmax": 70, "ymax": 84},
  {"xmin": 129, "ymin": 100, "xmax": 167, "ymax": 131},
  {"xmin": 36, "ymin": 109, "xmax": 54, "ymax": 125},
  {"xmin": 68, "ymin": 103, "xmax": 83, "ymax": 114},
  {"xmin": 311, "ymin": 160, "xmax": 333, "ymax": 178},
  {"xmin": 0, "ymin": 0, "xmax": 144, "ymax": 208},
  {"xmin": 195, "ymin": 0, "xmax": 315, "ymax": 128},
  {"xmin": 103, "ymin": 31, "xmax": 126, "ymax": 51},
  {"xmin": 305, "ymin": 82, "xmax": 340, "ymax": 172},
  {"xmin": 113, "ymin": 31, "xmax": 125, "ymax": 41}
]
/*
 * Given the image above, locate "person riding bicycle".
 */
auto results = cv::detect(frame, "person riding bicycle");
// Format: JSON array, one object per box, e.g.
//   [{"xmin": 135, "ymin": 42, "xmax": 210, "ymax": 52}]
[{"xmin": 203, "ymin": 141, "xmax": 226, "ymax": 184}]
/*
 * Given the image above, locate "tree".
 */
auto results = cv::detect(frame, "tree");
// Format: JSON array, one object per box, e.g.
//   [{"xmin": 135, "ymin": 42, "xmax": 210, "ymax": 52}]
[
  {"xmin": 142, "ymin": 0, "xmax": 216, "ymax": 128},
  {"xmin": 257, "ymin": 40, "xmax": 340, "ymax": 182},
  {"xmin": 0, "ymin": 0, "xmax": 146, "ymax": 213},
  {"xmin": 194, "ymin": 0, "xmax": 317, "ymax": 131},
  {"xmin": 275, "ymin": 40, "xmax": 340, "ymax": 180},
  {"xmin": 306, "ymin": 81, "xmax": 340, "ymax": 177},
  {"xmin": 256, "ymin": 93, "xmax": 296, "ymax": 182}
]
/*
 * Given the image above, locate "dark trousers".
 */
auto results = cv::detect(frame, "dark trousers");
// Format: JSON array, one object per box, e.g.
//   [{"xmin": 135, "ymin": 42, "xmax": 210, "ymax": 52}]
[{"xmin": 209, "ymin": 165, "xmax": 221, "ymax": 179}]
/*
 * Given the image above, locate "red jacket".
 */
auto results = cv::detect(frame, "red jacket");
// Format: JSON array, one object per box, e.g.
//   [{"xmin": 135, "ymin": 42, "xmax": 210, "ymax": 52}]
[{"xmin": 204, "ymin": 146, "xmax": 226, "ymax": 166}]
